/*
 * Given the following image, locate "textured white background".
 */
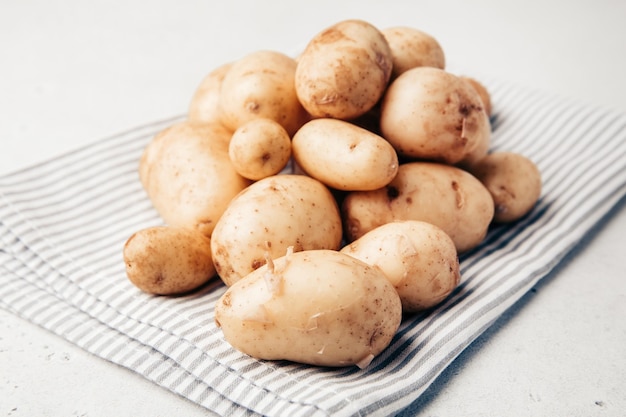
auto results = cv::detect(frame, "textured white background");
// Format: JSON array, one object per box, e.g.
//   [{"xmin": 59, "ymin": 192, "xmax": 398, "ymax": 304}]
[{"xmin": 1, "ymin": 1, "xmax": 625, "ymax": 416}]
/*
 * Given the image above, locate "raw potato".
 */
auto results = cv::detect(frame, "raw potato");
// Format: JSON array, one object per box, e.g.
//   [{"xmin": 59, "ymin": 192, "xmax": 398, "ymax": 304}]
[
  {"xmin": 124, "ymin": 226, "xmax": 215, "ymax": 295},
  {"xmin": 342, "ymin": 162, "xmax": 494, "ymax": 253},
  {"xmin": 461, "ymin": 76, "xmax": 492, "ymax": 116},
  {"xmin": 188, "ymin": 62, "xmax": 233, "ymax": 125},
  {"xmin": 382, "ymin": 26, "xmax": 446, "ymax": 79},
  {"xmin": 468, "ymin": 151, "xmax": 542, "ymax": 223},
  {"xmin": 211, "ymin": 174, "xmax": 343, "ymax": 286},
  {"xmin": 214, "ymin": 249, "xmax": 402, "ymax": 368},
  {"xmin": 295, "ymin": 19, "xmax": 393, "ymax": 120},
  {"xmin": 341, "ymin": 220, "xmax": 460, "ymax": 312},
  {"xmin": 228, "ymin": 118, "xmax": 292, "ymax": 180},
  {"xmin": 218, "ymin": 50, "xmax": 309, "ymax": 136},
  {"xmin": 291, "ymin": 118, "xmax": 398, "ymax": 191},
  {"xmin": 139, "ymin": 121, "xmax": 251, "ymax": 237},
  {"xmin": 380, "ymin": 66, "xmax": 490, "ymax": 166}
]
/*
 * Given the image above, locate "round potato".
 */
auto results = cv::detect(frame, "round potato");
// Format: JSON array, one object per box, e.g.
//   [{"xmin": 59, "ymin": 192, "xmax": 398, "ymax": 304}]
[
  {"xmin": 380, "ymin": 67, "xmax": 490, "ymax": 166},
  {"xmin": 228, "ymin": 118, "xmax": 292, "ymax": 180},
  {"xmin": 342, "ymin": 162, "xmax": 494, "ymax": 252},
  {"xmin": 188, "ymin": 62, "xmax": 233, "ymax": 125},
  {"xmin": 210, "ymin": 174, "xmax": 343, "ymax": 286},
  {"xmin": 218, "ymin": 50, "xmax": 309, "ymax": 136},
  {"xmin": 461, "ymin": 76, "xmax": 492, "ymax": 117},
  {"xmin": 468, "ymin": 151, "xmax": 542, "ymax": 223},
  {"xmin": 291, "ymin": 118, "xmax": 398, "ymax": 191},
  {"xmin": 341, "ymin": 220, "xmax": 460, "ymax": 312},
  {"xmin": 215, "ymin": 249, "xmax": 402, "ymax": 368},
  {"xmin": 295, "ymin": 19, "xmax": 393, "ymax": 120},
  {"xmin": 382, "ymin": 26, "xmax": 446, "ymax": 79},
  {"xmin": 124, "ymin": 226, "xmax": 215, "ymax": 295}
]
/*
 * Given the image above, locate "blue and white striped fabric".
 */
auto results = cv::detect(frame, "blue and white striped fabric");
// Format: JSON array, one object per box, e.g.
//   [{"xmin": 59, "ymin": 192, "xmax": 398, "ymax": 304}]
[{"xmin": 1, "ymin": 77, "xmax": 625, "ymax": 416}]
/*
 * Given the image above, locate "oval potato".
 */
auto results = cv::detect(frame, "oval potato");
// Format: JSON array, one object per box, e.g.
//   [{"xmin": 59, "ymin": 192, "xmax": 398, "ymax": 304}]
[
  {"xmin": 188, "ymin": 62, "xmax": 233, "ymax": 125},
  {"xmin": 382, "ymin": 26, "xmax": 446, "ymax": 79}
]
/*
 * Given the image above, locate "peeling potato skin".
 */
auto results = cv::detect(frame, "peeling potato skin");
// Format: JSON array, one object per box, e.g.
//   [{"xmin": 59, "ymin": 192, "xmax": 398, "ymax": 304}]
[
  {"xmin": 341, "ymin": 162, "xmax": 494, "ymax": 253},
  {"xmin": 123, "ymin": 226, "xmax": 216, "ymax": 295},
  {"xmin": 214, "ymin": 249, "xmax": 402, "ymax": 368}
]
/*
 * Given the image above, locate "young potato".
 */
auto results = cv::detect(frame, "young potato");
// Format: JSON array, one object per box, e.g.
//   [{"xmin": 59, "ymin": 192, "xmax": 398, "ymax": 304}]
[
  {"xmin": 188, "ymin": 62, "xmax": 233, "ymax": 125},
  {"xmin": 295, "ymin": 19, "xmax": 393, "ymax": 120},
  {"xmin": 468, "ymin": 151, "xmax": 542, "ymax": 223},
  {"xmin": 382, "ymin": 26, "xmax": 446, "ymax": 80},
  {"xmin": 214, "ymin": 249, "xmax": 402, "ymax": 368},
  {"xmin": 342, "ymin": 162, "xmax": 494, "ymax": 253},
  {"xmin": 341, "ymin": 220, "xmax": 460, "ymax": 313},
  {"xmin": 461, "ymin": 76, "xmax": 492, "ymax": 117},
  {"xmin": 380, "ymin": 67, "xmax": 490, "ymax": 166},
  {"xmin": 139, "ymin": 121, "xmax": 251, "ymax": 237},
  {"xmin": 228, "ymin": 118, "xmax": 292, "ymax": 181},
  {"xmin": 218, "ymin": 50, "xmax": 309, "ymax": 136},
  {"xmin": 210, "ymin": 174, "xmax": 343, "ymax": 287},
  {"xmin": 124, "ymin": 226, "xmax": 215, "ymax": 295},
  {"xmin": 291, "ymin": 118, "xmax": 399, "ymax": 191}
]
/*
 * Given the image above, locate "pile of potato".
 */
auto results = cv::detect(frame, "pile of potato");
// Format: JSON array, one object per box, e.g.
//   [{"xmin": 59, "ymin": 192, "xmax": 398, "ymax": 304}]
[{"xmin": 123, "ymin": 19, "xmax": 542, "ymax": 369}]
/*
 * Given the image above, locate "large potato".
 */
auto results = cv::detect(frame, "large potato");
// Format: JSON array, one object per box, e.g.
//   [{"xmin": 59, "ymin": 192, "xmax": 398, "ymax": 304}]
[
  {"xmin": 139, "ymin": 121, "xmax": 251, "ymax": 237},
  {"xmin": 342, "ymin": 162, "xmax": 494, "ymax": 252},
  {"xmin": 210, "ymin": 174, "xmax": 343, "ymax": 286},
  {"xmin": 124, "ymin": 226, "xmax": 215, "ymax": 295},
  {"xmin": 291, "ymin": 118, "xmax": 398, "ymax": 191},
  {"xmin": 295, "ymin": 19, "xmax": 393, "ymax": 120},
  {"xmin": 341, "ymin": 220, "xmax": 460, "ymax": 312},
  {"xmin": 214, "ymin": 249, "xmax": 402, "ymax": 368},
  {"xmin": 380, "ymin": 67, "xmax": 490, "ymax": 166},
  {"xmin": 382, "ymin": 26, "xmax": 446, "ymax": 79}
]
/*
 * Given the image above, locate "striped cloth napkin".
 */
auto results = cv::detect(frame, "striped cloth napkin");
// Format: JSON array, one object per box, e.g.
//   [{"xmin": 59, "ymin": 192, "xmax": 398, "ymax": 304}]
[{"xmin": 1, "ymin": 76, "xmax": 625, "ymax": 416}]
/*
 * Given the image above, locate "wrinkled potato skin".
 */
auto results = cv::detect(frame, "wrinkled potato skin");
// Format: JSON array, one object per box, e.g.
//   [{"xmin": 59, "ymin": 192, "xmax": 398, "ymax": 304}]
[
  {"xmin": 295, "ymin": 19, "xmax": 393, "ymax": 120},
  {"xmin": 211, "ymin": 175, "xmax": 343, "ymax": 286},
  {"xmin": 461, "ymin": 76, "xmax": 492, "ymax": 117},
  {"xmin": 382, "ymin": 26, "xmax": 446, "ymax": 80},
  {"xmin": 380, "ymin": 67, "xmax": 490, "ymax": 166},
  {"xmin": 291, "ymin": 118, "xmax": 398, "ymax": 191},
  {"xmin": 188, "ymin": 62, "xmax": 233, "ymax": 125},
  {"xmin": 124, "ymin": 226, "xmax": 215, "ymax": 295},
  {"xmin": 218, "ymin": 50, "xmax": 309, "ymax": 136},
  {"xmin": 342, "ymin": 162, "xmax": 494, "ymax": 253},
  {"xmin": 341, "ymin": 220, "xmax": 460, "ymax": 312},
  {"xmin": 139, "ymin": 122, "xmax": 251, "ymax": 237},
  {"xmin": 468, "ymin": 152, "xmax": 542, "ymax": 223},
  {"xmin": 214, "ymin": 249, "xmax": 402, "ymax": 368}
]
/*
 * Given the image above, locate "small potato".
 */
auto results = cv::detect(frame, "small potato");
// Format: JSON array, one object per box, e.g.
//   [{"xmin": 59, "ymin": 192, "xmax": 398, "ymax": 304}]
[
  {"xmin": 382, "ymin": 26, "xmax": 446, "ymax": 79},
  {"xmin": 188, "ymin": 62, "xmax": 233, "ymax": 125},
  {"xmin": 342, "ymin": 162, "xmax": 494, "ymax": 253},
  {"xmin": 380, "ymin": 67, "xmax": 490, "ymax": 166},
  {"xmin": 468, "ymin": 151, "xmax": 542, "ymax": 223},
  {"xmin": 291, "ymin": 118, "xmax": 398, "ymax": 191},
  {"xmin": 295, "ymin": 19, "xmax": 393, "ymax": 120},
  {"xmin": 218, "ymin": 50, "xmax": 309, "ymax": 136},
  {"xmin": 341, "ymin": 220, "xmax": 460, "ymax": 312},
  {"xmin": 228, "ymin": 118, "xmax": 292, "ymax": 181},
  {"xmin": 461, "ymin": 76, "xmax": 492, "ymax": 117},
  {"xmin": 211, "ymin": 174, "xmax": 343, "ymax": 286},
  {"xmin": 124, "ymin": 226, "xmax": 215, "ymax": 295},
  {"xmin": 215, "ymin": 249, "xmax": 402, "ymax": 368}
]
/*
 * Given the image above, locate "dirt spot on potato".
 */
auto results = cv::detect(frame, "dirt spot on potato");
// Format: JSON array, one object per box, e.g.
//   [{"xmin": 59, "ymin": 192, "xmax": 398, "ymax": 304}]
[
  {"xmin": 386, "ymin": 185, "xmax": 399, "ymax": 201},
  {"xmin": 317, "ymin": 27, "xmax": 350, "ymax": 44}
]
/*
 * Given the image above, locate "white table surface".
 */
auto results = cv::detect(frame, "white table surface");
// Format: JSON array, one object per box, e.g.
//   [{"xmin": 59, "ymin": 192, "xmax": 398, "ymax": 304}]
[{"xmin": 1, "ymin": 1, "xmax": 625, "ymax": 416}]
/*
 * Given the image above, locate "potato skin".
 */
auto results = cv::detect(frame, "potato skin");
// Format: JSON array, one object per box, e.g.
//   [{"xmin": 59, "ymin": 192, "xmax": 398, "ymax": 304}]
[
  {"xmin": 341, "ymin": 220, "xmax": 460, "ymax": 312},
  {"xmin": 214, "ymin": 249, "xmax": 402, "ymax": 368},
  {"xmin": 124, "ymin": 226, "xmax": 215, "ymax": 295},
  {"xmin": 210, "ymin": 174, "xmax": 343, "ymax": 286},
  {"xmin": 342, "ymin": 162, "xmax": 494, "ymax": 253},
  {"xmin": 461, "ymin": 76, "xmax": 492, "ymax": 117},
  {"xmin": 188, "ymin": 62, "xmax": 233, "ymax": 125},
  {"xmin": 382, "ymin": 26, "xmax": 446, "ymax": 79},
  {"xmin": 468, "ymin": 152, "xmax": 542, "ymax": 223},
  {"xmin": 291, "ymin": 118, "xmax": 399, "ymax": 191},
  {"xmin": 295, "ymin": 19, "xmax": 393, "ymax": 120}
]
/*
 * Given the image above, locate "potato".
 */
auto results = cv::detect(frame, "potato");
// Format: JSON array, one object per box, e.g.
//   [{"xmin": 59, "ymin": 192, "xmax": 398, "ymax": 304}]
[
  {"xmin": 342, "ymin": 162, "xmax": 494, "ymax": 252},
  {"xmin": 382, "ymin": 26, "xmax": 446, "ymax": 79},
  {"xmin": 295, "ymin": 19, "xmax": 393, "ymax": 120},
  {"xmin": 291, "ymin": 118, "xmax": 398, "ymax": 191},
  {"xmin": 139, "ymin": 121, "xmax": 251, "ymax": 237},
  {"xmin": 468, "ymin": 151, "xmax": 542, "ymax": 223},
  {"xmin": 210, "ymin": 174, "xmax": 343, "ymax": 286},
  {"xmin": 461, "ymin": 76, "xmax": 492, "ymax": 117},
  {"xmin": 218, "ymin": 50, "xmax": 309, "ymax": 136},
  {"xmin": 380, "ymin": 67, "xmax": 490, "ymax": 166},
  {"xmin": 228, "ymin": 118, "xmax": 292, "ymax": 180},
  {"xmin": 341, "ymin": 220, "xmax": 460, "ymax": 312},
  {"xmin": 214, "ymin": 249, "xmax": 402, "ymax": 368},
  {"xmin": 188, "ymin": 62, "xmax": 233, "ymax": 125},
  {"xmin": 124, "ymin": 226, "xmax": 215, "ymax": 295}
]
